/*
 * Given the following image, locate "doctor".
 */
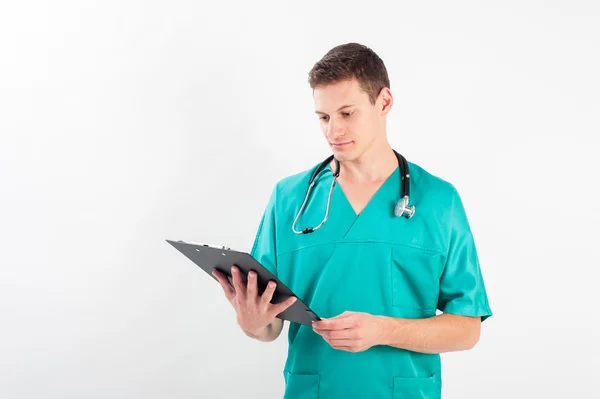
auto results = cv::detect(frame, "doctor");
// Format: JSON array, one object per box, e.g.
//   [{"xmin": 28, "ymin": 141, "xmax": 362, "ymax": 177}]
[{"xmin": 212, "ymin": 42, "xmax": 492, "ymax": 399}]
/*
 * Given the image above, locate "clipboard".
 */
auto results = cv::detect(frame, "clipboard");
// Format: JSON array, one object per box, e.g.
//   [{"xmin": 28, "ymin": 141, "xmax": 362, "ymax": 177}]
[{"xmin": 166, "ymin": 239, "xmax": 321, "ymax": 326}]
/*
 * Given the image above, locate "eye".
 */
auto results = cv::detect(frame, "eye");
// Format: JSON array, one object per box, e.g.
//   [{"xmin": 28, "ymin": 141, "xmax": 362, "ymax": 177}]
[
  {"xmin": 319, "ymin": 115, "xmax": 329, "ymax": 121},
  {"xmin": 342, "ymin": 112, "xmax": 353, "ymax": 117}
]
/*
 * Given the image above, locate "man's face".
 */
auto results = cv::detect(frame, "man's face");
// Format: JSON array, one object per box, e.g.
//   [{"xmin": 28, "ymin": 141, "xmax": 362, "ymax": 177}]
[{"xmin": 313, "ymin": 78, "xmax": 384, "ymax": 162}]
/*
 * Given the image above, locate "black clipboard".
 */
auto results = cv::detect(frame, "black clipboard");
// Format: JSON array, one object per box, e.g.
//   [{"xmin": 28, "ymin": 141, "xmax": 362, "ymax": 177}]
[{"xmin": 166, "ymin": 239, "xmax": 320, "ymax": 326}]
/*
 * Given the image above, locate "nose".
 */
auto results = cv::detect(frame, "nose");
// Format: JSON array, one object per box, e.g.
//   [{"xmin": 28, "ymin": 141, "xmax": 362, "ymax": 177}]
[{"xmin": 326, "ymin": 118, "xmax": 345, "ymax": 140}]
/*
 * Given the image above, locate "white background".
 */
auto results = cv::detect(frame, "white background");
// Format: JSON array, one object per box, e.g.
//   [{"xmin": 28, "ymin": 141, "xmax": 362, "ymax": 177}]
[{"xmin": 1, "ymin": 1, "xmax": 598, "ymax": 398}]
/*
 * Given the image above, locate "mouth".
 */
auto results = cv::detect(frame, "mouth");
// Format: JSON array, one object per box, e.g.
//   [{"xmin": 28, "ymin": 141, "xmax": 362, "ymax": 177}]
[{"xmin": 331, "ymin": 141, "xmax": 353, "ymax": 147}]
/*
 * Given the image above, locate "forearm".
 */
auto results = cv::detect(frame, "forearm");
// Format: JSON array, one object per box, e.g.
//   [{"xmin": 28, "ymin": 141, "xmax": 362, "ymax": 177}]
[
  {"xmin": 378, "ymin": 313, "xmax": 480, "ymax": 354},
  {"xmin": 243, "ymin": 318, "xmax": 284, "ymax": 342}
]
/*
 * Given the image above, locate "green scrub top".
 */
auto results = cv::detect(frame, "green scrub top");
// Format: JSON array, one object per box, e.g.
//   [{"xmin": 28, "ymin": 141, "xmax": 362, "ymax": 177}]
[{"xmin": 250, "ymin": 160, "xmax": 492, "ymax": 399}]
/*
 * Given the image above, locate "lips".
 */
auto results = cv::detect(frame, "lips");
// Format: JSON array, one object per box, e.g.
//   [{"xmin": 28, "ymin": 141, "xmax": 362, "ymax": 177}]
[{"xmin": 331, "ymin": 141, "xmax": 352, "ymax": 147}]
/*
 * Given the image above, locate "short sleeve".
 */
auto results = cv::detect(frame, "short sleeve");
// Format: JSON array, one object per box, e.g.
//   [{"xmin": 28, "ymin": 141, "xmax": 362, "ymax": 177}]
[
  {"xmin": 437, "ymin": 186, "xmax": 492, "ymax": 321},
  {"xmin": 249, "ymin": 185, "xmax": 278, "ymax": 277}
]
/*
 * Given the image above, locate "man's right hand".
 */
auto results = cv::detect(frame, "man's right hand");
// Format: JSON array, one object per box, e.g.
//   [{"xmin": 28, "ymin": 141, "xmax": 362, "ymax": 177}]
[{"xmin": 212, "ymin": 265, "xmax": 297, "ymax": 339}]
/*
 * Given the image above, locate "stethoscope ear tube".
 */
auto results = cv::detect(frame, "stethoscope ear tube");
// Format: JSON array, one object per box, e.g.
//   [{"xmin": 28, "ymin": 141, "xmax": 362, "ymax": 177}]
[{"xmin": 309, "ymin": 154, "xmax": 337, "ymax": 185}]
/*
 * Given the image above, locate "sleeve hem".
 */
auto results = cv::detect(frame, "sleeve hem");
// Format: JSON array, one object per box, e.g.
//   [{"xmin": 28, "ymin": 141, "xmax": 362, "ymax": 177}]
[{"xmin": 440, "ymin": 304, "xmax": 493, "ymax": 322}]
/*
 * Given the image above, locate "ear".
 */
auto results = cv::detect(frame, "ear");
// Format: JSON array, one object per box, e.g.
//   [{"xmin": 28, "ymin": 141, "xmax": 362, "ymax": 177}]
[{"xmin": 379, "ymin": 87, "xmax": 393, "ymax": 115}]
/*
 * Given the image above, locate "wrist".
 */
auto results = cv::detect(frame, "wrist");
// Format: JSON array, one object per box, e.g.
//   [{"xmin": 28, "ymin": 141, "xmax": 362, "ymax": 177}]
[
  {"xmin": 376, "ymin": 315, "xmax": 404, "ymax": 347},
  {"xmin": 244, "ymin": 323, "xmax": 272, "ymax": 341}
]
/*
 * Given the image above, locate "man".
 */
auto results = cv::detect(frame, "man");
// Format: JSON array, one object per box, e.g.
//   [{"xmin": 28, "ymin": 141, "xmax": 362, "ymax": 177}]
[{"xmin": 212, "ymin": 43, "xmax": 492, "ymax": 399}]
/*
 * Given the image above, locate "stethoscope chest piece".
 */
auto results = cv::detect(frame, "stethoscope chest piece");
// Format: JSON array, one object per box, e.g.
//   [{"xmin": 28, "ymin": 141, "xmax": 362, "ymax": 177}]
[{"xmin": 394, "ymin": 195, "xmax": 415, "ymax": 219}]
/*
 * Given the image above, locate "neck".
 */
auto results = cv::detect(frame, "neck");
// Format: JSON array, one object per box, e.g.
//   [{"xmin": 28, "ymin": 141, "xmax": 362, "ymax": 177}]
[{"xmin": 333, "ymin": 141, "xmax": 398, "ymax": 183}]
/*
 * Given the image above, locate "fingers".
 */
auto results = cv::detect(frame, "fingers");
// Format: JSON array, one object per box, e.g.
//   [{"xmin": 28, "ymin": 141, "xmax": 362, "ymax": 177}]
[
  {"xmin": 260, "ymin": 280, "xmax": 277, "ymax": 305},
  {"xmin": 312, "ymin": 314, "xmax": 356, "ymax": 331},
  {"xmin": 212, "ymin": 269, "xmax": 235, "ymax": 301},
  {"xmin": 230, "ymin": 266, "xmax": 246, "ymax": 300},
  {"xmin": 328, "ymin": 343, "xmax": 361, "ymax": 353},
  {"xmin": 270, "ymin": 295, "xmax": 297, "ymax": 317},
  {"xmin": 313, "ymin": 328, "xmax": 357, "ymax": 340},
  {"xmin": 246, "ymin": 271, "xmax": 258, "ymax": 298}
]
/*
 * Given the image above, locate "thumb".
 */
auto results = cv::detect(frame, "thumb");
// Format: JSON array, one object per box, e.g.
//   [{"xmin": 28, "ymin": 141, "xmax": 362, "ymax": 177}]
[{"xmin": 331, "ymin": 311, "xmax": 354, "ymax": 319}]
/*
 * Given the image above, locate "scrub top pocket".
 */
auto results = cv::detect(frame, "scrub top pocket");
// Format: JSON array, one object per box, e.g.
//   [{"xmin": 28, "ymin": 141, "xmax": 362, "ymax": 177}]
[
  {"xmin": 393, "ymin": 374, "xmax": 440, "ymax": 399},
  {"xmin": 283, "ymin": 371, "xmax": 320, "ymax": 399},
  {"xmin": 390, "ymin": 245, "xmax": 444, "ymax": 314}
]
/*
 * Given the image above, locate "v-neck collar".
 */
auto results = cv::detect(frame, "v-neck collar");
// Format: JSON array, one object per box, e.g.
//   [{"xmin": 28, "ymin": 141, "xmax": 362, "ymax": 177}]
[{"xmin": 325, "ymin": 164, "xmax": 400, "ymax": 219}]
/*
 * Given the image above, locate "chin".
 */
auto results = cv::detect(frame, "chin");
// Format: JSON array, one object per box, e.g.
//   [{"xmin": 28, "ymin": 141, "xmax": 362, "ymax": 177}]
[{"xmin": 331, "ymin": 147, "xmax": 358, "ymax": 161}]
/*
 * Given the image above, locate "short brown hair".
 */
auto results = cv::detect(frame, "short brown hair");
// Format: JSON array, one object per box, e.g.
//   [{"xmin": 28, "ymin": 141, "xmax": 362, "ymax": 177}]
[{"xmin": 308, "ymin": 43, "xmax": 390, "ymax": 105}]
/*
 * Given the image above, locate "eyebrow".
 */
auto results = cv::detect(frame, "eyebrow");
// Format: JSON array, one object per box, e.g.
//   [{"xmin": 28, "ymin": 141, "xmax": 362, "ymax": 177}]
[{"xmin": 315, "ymin": 104, "xmax": 355, "ymax": 115}]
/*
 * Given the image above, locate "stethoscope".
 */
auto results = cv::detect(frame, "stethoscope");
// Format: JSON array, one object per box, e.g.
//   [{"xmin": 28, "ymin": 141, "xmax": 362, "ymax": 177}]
[{"xmin": 292, "ymin": 150, "xmax": 415, "ymax": 235}]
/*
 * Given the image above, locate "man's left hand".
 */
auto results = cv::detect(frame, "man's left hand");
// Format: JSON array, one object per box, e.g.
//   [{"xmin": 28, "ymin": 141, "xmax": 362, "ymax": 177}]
[{"xmin": 312, "ymin": 311, "xmax": 385, "ymax": 353}]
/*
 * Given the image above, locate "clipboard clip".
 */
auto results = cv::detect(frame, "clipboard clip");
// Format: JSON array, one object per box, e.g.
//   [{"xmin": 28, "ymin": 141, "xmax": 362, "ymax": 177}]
[{"xmin": 178, "ymin": 240, "xmax": 231, "ymax": 251}]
